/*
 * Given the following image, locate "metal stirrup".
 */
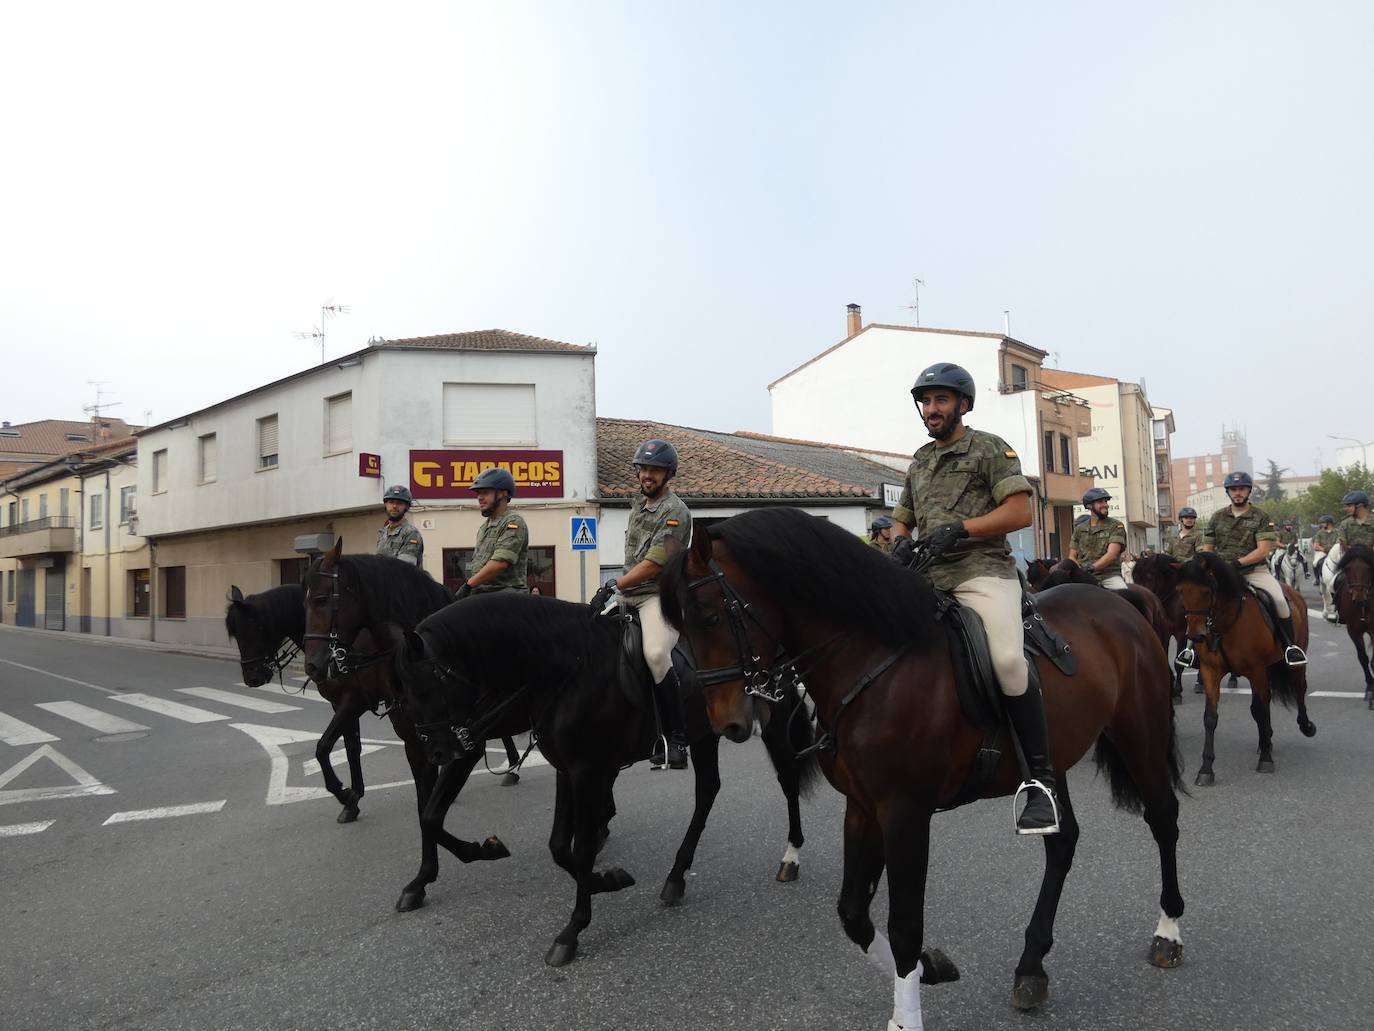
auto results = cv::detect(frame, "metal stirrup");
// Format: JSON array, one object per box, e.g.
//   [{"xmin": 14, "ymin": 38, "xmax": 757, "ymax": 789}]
[
  {"xmin": 1012, "ymin": 779, "xmax": 1061, "ymax": 836},
  {"xmin": 1284, "ymin": 645, "xmax": 1308, "ymax": 667}
]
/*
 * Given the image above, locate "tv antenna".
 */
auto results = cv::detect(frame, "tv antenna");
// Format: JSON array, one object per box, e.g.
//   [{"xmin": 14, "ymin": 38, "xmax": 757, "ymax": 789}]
[
  {"xmin": 295, "ymin": 301, "xmax": 350, "ymax": 364},
  {"xmin": 900, "ymin": 278, "xmax": 926, "ymax": 326},
  {"xmin": 83, "ymin": 381, "xmax": 122, "ymax": 423}
]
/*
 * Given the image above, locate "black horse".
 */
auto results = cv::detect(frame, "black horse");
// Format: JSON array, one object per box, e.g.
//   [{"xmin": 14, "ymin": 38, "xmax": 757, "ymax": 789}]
[{"xmin": 390, "ymin": 590, "xmax": 820, "ymax": 966}]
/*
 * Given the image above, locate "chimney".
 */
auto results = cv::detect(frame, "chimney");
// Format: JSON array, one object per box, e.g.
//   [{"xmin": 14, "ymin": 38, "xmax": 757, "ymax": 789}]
[{"xmin": 846, "ymin": 303, "xmax": 861, "ymax": 338}]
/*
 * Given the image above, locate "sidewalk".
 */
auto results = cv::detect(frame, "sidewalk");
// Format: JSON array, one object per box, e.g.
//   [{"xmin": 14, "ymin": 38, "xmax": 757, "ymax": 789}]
[{"xmin": 0, "ymin": 621, "xmax": 258, "ymax": 666}]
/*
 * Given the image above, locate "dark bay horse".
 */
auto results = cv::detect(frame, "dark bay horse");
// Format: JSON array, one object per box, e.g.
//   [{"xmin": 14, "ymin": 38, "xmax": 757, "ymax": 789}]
[
  {"xmin": 1030, "ymin": 558, "xmax": 1175, "ymax": 657},
  {"xmin": 1175, "ymin": 552, "xmax": 1316, "ymax": 786},
  {"xmin": 662, "ymin": 508, "xmax": 1186, "ymax": 1022},
  {"xmin": 301, "ymin": 540, "xmax": 515, "ymax": 909},
  {"xmin": 1334, "ymin": 545, "xmax": 1374, "ymax": 706},
  {"xmin": 390, "ymin": 590, "xmax": 820, "ymax": 967}
]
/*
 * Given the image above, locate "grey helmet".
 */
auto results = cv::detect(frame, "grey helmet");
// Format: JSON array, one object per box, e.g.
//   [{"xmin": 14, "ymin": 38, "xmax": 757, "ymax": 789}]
[
  {"xmin": 1344, "ymin": 489, "xmax": 1371, "ymax": 507},
  {"xmin": 1082, "ymin": 487, "xmax": 1112, "ymax": 507},
  {"xmin": 911, "ymin": 362, "xmax": 976, "ymax": 411},
  {"xmin": 471, "ymin": 467, "xmax": 517, "ymax": 497},
  {"xmin": 1074, "ymin": 513, "xmax": 1091, "ymax": 526},
  {"xmin": 382, "ymin": 484, "xmax": 413, "ymax": 506},
  {"xmin": 1223, "ymin": 471, "xmax": 1254, "ymax": 490},
  {"xmin": 1178, "ymin": 506, "xmax": 1198, "ymax": 519},
  {"xmin": 870, "ymin": 515, "xmax": 894, "ymax": 531},
  {"xmin": 632, "ymin": 438, "xmax": 679, "ymax": 476},
  {"xmin": 1320, "ymin": 514, "xmax": 1335, "ymax": 525}
]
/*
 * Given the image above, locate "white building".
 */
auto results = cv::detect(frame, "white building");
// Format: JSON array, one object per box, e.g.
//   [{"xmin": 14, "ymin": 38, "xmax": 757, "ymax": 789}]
[{"xmin": 135, "ymin": 330, "xmax": 600, "ymax": 646}]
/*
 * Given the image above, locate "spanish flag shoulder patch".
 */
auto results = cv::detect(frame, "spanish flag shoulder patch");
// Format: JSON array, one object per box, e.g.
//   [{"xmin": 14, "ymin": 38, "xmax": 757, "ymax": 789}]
[
  {"xmin": 1004, "ymin": 450, "xmax": 1017, "ymax": 459},
  {"xmin": 665, "ymin": 519, "xmax": 680, "ymax": 527},
  {"xmin": 507, "ymin": 522, "xmax": 520, "ymax": 530}
]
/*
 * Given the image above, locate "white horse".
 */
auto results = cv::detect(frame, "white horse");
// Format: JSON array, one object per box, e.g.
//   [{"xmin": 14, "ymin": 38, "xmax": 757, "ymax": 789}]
[
  {"xmin": 1317, "ymin": 541, "xmax": 1343, "ymax": 622},
  {"xmin": 1273, "ymin": 542, "xmax": 1309, "ymax": 588}
]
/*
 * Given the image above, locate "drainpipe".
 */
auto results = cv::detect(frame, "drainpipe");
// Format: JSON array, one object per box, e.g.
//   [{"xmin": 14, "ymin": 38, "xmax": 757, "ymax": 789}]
[
  {"xmin": 149, "ymin": 537, "xmax": 158, "ymax": 643},
  {"xmin": 104, "ymin": 466, "xmax": 112, "ymax": 636}
]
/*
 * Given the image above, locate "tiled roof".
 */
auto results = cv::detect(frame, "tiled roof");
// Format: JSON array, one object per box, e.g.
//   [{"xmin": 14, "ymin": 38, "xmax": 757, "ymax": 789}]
[
  {"xmin": 0, "ymin": 418, "xmax": 138, "ymax": 456},
  {"xmin": 597, "ymin": 418, "xmax": 903, "ymax": 501},
  {"xmin": 2, "ymin": 437, "xmax": 138, "ymax": 489},
  {"xmin": 377, "ymin": 329, "xmax": 593, "ymax": 354}
]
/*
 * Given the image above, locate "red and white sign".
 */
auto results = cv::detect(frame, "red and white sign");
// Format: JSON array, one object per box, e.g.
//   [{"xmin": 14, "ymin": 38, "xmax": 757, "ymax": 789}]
[{"xmin": 409, "ymin": 450, "xmax": 564, "ymax": 499}]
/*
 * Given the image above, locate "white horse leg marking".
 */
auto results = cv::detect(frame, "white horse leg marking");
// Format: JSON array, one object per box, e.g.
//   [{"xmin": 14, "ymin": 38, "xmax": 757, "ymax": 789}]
[
  {"xmin": 867, "ymin": 929, "xmax": 897, "ymax": 977},
  {"xmin": 891, "ymin": 962, "xmax": 925, "ymax": 1030},
  {"xmin": 781, "ymin": 842, "xmax": 801, "ymax": 867},
  {"xmin": 1154, "ymin": 910, "xmax": 1183, "ymax": 944}
]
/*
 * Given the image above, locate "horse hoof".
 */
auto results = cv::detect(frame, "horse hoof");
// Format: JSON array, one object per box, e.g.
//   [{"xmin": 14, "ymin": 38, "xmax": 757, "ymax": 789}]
[
  {"xmin": 602, "ymin": 867, "xmax": 636, "ymax": 892},
  {"xmin": 545, "ymin": 941, "xmax": 578, "ymax": 967},
  {"xmin": 920, "ymin": 949, "xmax": 960, "ymax": 984},
  {"xmin": 1194, "ymin": 771, "xmax": 1216, "ymax": 787},
  {"xmin": 481, "ymin": 835, "xmax": 511, "ymax": 860},
  {"xmin": 395, "ymin": 890, "xmax": 426, "ymax": 913},
  {"xmin": 776, "ymin": 861, "xmax": 800, "ymax": 883},
  {"xmin": 1256, "ymin": 759, "xmax": 1275, "ymax": 774},
  {"xmin": 1300, "ymin": 720, "xmax": 1317, "ymax": 737},
  {"xmin": 1011, "ymin": 973, "xmax": 1049, "ymax": 1010},
  {"xmin": 1150, "ymin": 936, "xmax": 1184, "ymax": 968},
  {"xmin": 501, "ymin": 772, "xmax": 520, "ymax": 787},
  {"xmin": 660, "ymin": 878, "xmax": 685, "ymax": 906}
]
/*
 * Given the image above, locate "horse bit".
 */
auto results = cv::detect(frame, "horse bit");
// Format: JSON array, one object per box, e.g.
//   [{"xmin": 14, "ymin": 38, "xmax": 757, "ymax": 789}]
[{"xmin": 304, "ymin": 569, "xmax": 393, "ymax": 680}]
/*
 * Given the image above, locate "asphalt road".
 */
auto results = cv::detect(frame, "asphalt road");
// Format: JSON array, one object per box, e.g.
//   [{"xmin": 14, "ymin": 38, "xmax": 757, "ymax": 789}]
[{"xmin": 2, "ymin": 584, "xmax": 1372, "ymax": 1031}]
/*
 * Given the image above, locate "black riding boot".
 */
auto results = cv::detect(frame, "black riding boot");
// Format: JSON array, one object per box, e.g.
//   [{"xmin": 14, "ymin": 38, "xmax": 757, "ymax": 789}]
[
  {"xmin": 1277, "ymin": 615, "xmax": 1307, "ymax": 666},
  {"xmin": 1004, "ymin": 681, "xmax": 1060, "ymax": 835},
  {"xmin": 650, "ymin": 672, "xmax": 688, "ymax": 771}
]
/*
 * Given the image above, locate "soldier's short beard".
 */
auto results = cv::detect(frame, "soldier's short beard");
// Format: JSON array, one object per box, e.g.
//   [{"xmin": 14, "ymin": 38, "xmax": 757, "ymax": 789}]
[
  {"xmin": 923, "ymin": 411, "xmax": 962, "ymax": 442},
  {"xmin": 640, "ymin": 477, "xmax": 666, "ymax": 499}
]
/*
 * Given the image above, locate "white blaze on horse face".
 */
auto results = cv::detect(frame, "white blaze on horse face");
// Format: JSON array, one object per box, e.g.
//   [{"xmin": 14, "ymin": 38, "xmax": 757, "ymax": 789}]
[
  {"xmin": 1154, "ymin": 910, "xmax": 1182, "ymax": 944},
  {"xmin": 781, "ymin": 842, "xmax": 801, "ymax": 867}
]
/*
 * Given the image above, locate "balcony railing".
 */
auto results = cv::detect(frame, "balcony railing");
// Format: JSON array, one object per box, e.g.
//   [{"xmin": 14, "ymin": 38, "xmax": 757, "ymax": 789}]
[{"xmin": 0, "ymin": 516, "xmax": 77, "ymax": 538}]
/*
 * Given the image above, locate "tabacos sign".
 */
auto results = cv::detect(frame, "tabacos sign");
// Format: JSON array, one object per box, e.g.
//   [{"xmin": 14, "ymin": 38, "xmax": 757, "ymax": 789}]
[{"xmin": 409, "ymin": 449, "xmax": 564, "ymax": 499}]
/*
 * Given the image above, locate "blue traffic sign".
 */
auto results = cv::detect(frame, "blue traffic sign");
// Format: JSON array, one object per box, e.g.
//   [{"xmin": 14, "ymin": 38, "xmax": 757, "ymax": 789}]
[{"xmin": 570, "ymin": 517, "xmax": 598, "ymax": 551}]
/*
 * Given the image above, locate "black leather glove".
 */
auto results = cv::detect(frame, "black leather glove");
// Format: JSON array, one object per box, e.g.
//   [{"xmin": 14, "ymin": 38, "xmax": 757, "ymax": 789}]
[
  {"xmin": 922, "ymin": 521, "xmax": 969, "ymax": 560},
  {"xmin": 454, "ymin": 582, "xmax": 473, "ymax": 601},
  {"xmin": 589, "ymin": 581, "xmax": 617, "ymax": 616},
  {"xmin": 890, "ymin": 535, "xmax": 918, "ymax": 568}
]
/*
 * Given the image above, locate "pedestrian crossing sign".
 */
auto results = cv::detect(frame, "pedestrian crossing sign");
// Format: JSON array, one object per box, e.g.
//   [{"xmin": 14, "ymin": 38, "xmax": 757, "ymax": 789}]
[{"xmin": 570, "ymin": 517, "xmax": 598, "ymax": 551}]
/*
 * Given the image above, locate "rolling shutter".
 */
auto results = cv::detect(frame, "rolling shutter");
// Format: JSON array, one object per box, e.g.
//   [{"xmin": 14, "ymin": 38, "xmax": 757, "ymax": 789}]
[
  {"xmin": 258, "ymin": 415, "xmax": 279, "ymax": 467},
  {"xmin": 442, "ymin": 383, "xmax": 536, "ymax": 445},
  {"xmin": 325, "ymin": 394, "xmax": 352, "ymax": 453}
]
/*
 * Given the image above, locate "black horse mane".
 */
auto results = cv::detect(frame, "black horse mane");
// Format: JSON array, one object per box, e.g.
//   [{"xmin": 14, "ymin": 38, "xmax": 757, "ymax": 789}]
[
  {"xmin": 1179, "ymin": 551, "xmax": 1248, "ymax": 598},
  {"xmin": 1037, "ymin": 559, "xmax": 1097, "ymax": 590},
  {"xmin": 226, "ymin": 583, "xmax": 305, "ymax": 643},
  {"xmin": 660, "ymin": 507, "xmax": 941, "ymax": 649},
  {"xmin": 1339, "ymin": 544, "xmax": 1374, "ymax": 572},
  {"xmin": 1130, "ymin": 554, "xmax": 1181, "ymax": 594},
  {"xmin": 308, "ymin": 553, "xmax": 453, "ymax": 629}
]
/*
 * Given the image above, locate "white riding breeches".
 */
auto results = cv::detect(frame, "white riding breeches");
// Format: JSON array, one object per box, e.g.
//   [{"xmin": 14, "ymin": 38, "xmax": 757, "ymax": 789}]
[
  {"xmin": 952, "ymin": 575, "xmax": 1028, "ymax": 697},
  {"xmin": 1243, "ymin": 565, "xmax": 1290, "ymax": 619},
  {"xmin": 1099, "ymin": 574, "xmax": 1129, "ymax": 590},
  {"xmin": 625, "ymin": 593, "xmax": 679, "ymax": 684}
]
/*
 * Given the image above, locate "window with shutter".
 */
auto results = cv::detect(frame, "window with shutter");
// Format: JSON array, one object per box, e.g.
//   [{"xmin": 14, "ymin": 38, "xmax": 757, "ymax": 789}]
[
  {"xmin": 442, "ymin": 383, "xmax": 536, "ymax": 446},
  {"xmin": 199, "ymin": 433, "xmax": 217, "ymax": 483},
  {"xmin": 325, "ymin": 393, "xmax": 352, "ymax": 454},
  {"xmin": 153, "ymin": 449, "xmax": 168, "ymax": 494},
  {"xmin": 258, "ymin": 415, "xmax": 279, "ymax": 469}
]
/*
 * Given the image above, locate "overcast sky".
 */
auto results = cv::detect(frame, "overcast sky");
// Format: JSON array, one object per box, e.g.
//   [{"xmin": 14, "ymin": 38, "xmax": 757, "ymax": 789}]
[{"xmin": 3, "ymin": 2, "xmax": 1371, "ymax": 474}]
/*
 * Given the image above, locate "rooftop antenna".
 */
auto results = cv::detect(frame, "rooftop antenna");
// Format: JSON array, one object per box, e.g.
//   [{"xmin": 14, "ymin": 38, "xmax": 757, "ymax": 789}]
[
  {"xmin": 83, "ymin": 381, "xmax": 121, "ymax": 423},
  {"xmin": 295, "ymin": 301, "xmax": 350, "ymax": 364},
  {"xmin": 900, "ymin": 278, "xmax": 926, "ymax": 326}
]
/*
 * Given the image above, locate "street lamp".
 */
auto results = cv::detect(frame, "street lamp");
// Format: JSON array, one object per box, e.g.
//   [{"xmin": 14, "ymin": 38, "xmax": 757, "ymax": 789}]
[{"xmin": 1328, "ymin": 435, "xmax": 1374, "ymax": 468}]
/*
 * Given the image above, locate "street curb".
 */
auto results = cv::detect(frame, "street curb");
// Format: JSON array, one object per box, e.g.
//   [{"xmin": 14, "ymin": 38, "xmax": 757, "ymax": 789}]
[{"xmin": 0, "ymin": 622, "xmax": 247, "ymax": 665}]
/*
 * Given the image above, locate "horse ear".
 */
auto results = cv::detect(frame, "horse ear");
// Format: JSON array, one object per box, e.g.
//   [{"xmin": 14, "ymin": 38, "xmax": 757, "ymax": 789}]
[
  {"xmin": 689, "ymin": 525, "xmax": 713, "ymax": 569},
  {"xmin": 402, "ymin": 629, "xmax": 426, "ymax": 663},
  {"xmin": 322, "ymin": 536, "xmax": 343, "ymax": 569},
  {"xmin": 229, "ymin": 585, "xmax": 244, "ymax": 603}
]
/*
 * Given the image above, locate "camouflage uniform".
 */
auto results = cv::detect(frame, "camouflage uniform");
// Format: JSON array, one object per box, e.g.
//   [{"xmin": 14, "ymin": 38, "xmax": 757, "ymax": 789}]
[
  {"xmin": 893, "ymin": 428, "xmax": 1033, "ymax": 696},
  {"xmin": 1339, "ymin": 515, "xmax": 1374, "ymax": 550},
  {"xmin": 1202, "ymin": 506, "xmax": 1290, "ymax": 616},
  {"xmin": 1165, "ymin": 530, "xmax": 1203, "ymax": 562},
  {"xmin": 376, "ymin": 519, "xmax": 424, "ymax": 567},
  {"xmin": 1313, "ymin": 527, "xmax": 1339, "ymax": 554},
  {"xmin": 468, "ymin": 511, "xmax": 529, "ymax": 594},
  {"xmin": 622, "ymin": 490, "xmax": 693, "ymax": 681},
  {"xmin": 1070, "ymin": 517, "xmax": 1128, "ymax": 588},
  {"xmin": 868, "ymin": 536, "xmax": 892, "ymax": 555}
]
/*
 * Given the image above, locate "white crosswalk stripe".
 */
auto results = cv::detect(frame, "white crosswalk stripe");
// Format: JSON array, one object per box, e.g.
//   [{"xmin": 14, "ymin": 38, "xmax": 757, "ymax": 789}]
[
  {"xmin": 35, "ymin": 702, "xmax": 149, "ymax": 734},
  {"xmin": 110, "ymin": 693, "xmax": 229, "ymax": 724},
  {"xmin": 0, "ymin": 820, "xmax": 55, "ymax": 837},
  {"xmin": 103, "ymin": 800, "xmax": 226, "ymax": 825},
  {"xmin": 236, "ymin": 682, "xmax": 330, "ymax": 703},
  {"xmin": 178, "ymin": 687, "xmax": 301, "ymax": 714},
  {"xmin": 0, "ymin": 711, "xmax": 59, "ymax": 746}
]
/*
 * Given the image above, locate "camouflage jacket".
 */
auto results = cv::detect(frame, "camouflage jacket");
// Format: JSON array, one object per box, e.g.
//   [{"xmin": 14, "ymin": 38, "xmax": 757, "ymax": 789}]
[
  {"xmin": 891, "ymin": 428, "xmax": 1032, "ymax": 590},
  {"xmin": 1165, "ymin": 530, "xmax": 1203, "ymax": 562},
  {"xmin": 1277, "ymin": 528, "xmax": 1298, "ymax": 547},
  {"xmin": 1339, "ymin": 516, "xmax": 1374, "ymax": 550},
  {"xmin": 1202, "ymin": 506, "xmax": 1277, "ymax": 563},
  {"xmin": 468, "ymin": 510, "xmax": 529, "ymax": 594},
  {"xmin": 1313, "ymin": 528, "xmax": 1339, "ymax": 553},
  {"xmin": 1070, "ymin": 517, "xmax": 1127, "ymax": 583},
  {"xmin": 868, "ymin": 536, "xmax": 891, "ymax": 554},
  {"xmin": 622, "ymin": 490, "xmax": 692, "ymax": 598},
  {"xmin": 376, "ymin": 519, "xmax": 424, "ymax": 567}
]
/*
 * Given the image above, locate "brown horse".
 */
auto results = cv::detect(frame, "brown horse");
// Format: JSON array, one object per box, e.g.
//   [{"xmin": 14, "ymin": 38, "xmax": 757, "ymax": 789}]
[
  {"xmin": 1334, "ymin": 545, "xmax": 1374, "ymax": 706},
  {"xmin": 1174, "ymin": 552, "xmax": 1316, "ymax": 786},
  {"xmin": 1127, "ymin": 555, "xmax": 1195, "ymax": 702},
  {"xmin": 1030, "ymin": 559, "xmax": 1175, "ymax": 663},
  {"xmin": 661, "ymin": 508, "xmax": 1186, "ymax": 1025}
]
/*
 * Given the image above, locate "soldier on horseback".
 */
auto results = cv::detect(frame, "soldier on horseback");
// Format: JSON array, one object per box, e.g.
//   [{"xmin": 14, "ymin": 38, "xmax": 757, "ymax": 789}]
[
  {"xmin": 455, "ymin": 468, "xmax": 529, "ymax": 600},
  {"xmin": 1339, "ymin": 490, "xmax": 1373, "ymax": 550},
  {"xmin": 1313, "ymin": 514, "xmax": 1337, "ymax": 579},
  {"xmin": 890, "ymin": 362, "xmax": 1059, "ymax": 835},
  {"xmin": 1200, "ymin": 471, "xmax": 1307, "ymax": 665},
  {"xmin": 377, "ymin": 484, "xmax": 424, "ymax": 568},
  {"xmin": 1069, "ymin": 487, "xmax": 1128, "ymax": 589},
  {"xmin": 868, "ymin": 515, "xmax": 894, "ymax": 554},
  {"xmin": 1165, "ymin": 507, "xmax": 1203, "ymax": 561},
  {"xmin": 591, "ymin": 439, "xmax": 693, "ymax": 770}
]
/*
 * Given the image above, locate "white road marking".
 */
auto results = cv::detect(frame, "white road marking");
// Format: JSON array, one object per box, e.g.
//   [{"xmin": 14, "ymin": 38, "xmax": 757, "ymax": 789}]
[
  {"xmin": 236, "ymin": 682, "xmax": 331, "ymax": 704},
  {"xmin": 0, "ymin": 745, "xmax": 116, "ymax": 806},
  {"xmin": 1309, "ymin": 690, "xmax": 1367, "ymax": 698},
  {"xmin": 0, "ymin": 658, "xmax": 116, "ymax": 694},
  {"xmin": 35, "ymin": 702, "xmax": 149, "ymax": 734},
  {"xmin": 110, "ymin": 693, "xmax": 229, "ymax": 723},
  {"xmin": 0, "ymin": 820, "xmax": 55, "ymax": 837},
  {"xmin": 229, "ymin": 723, "xmax": 412, "ymax": 805},
  {"xmin": 0, "ymin": 711, "xmax": 59, "ymax": 746},
  {"xmin": 302, "ymin": 741, "xmax": 392, "ymax": 776},
  {"xmin": 103, "ymin": 800, "xmax": 226, "ymax": 825},
  {"xmin": 178, "ymin": 687, "xmax": 300, "ymax": 714}
]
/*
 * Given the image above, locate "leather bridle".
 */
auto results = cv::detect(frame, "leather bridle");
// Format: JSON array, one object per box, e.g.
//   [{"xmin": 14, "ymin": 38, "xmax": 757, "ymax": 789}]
[{"xmin": 304, "ymin": 567, "xmax": 393, "ymax": 679}]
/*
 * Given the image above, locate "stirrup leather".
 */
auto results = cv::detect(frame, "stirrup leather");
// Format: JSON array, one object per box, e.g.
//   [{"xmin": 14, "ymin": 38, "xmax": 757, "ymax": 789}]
[{"xmin": 1012, "ymin": 778, "xmax": 1061, "ymax": 836}]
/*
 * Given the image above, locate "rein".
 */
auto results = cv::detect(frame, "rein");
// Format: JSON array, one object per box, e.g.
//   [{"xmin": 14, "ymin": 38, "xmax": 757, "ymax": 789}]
[{"xmin": 240, "ymin": 638, "xmax": 303, "ymax": 688}]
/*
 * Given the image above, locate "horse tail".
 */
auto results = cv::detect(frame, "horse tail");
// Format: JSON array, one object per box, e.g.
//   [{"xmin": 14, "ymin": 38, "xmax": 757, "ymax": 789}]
[
  {"xmin": 1093, "ymin": 703, "xmax": 1186, "ymax": 813},
  {"xmin": 1266, "ymin": 661, "xmax": 1302, "ymax": 709}
]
